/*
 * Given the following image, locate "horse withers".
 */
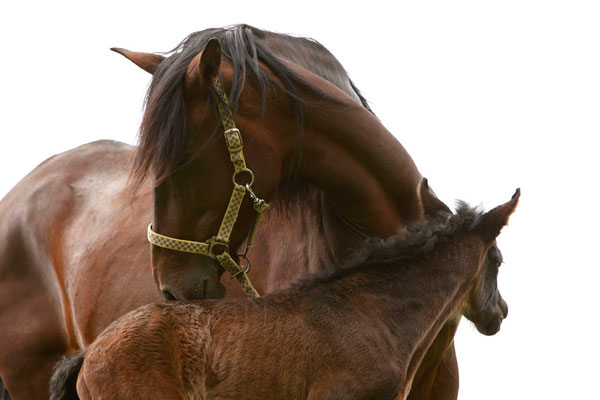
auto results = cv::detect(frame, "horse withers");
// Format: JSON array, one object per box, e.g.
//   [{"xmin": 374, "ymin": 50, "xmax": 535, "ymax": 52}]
[{"xmin": 51, "ymin": 189, "xmax": 519, "ymax": 400}]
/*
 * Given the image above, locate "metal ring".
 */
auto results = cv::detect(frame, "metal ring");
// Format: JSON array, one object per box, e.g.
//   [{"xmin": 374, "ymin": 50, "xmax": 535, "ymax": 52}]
[
  {"xmin": 231, "ymin": 255, "xmax": 251, "ymax": 278},
  {"xmin": 232, "ymin": 168, "xmax": 255, "ymax": 187}
]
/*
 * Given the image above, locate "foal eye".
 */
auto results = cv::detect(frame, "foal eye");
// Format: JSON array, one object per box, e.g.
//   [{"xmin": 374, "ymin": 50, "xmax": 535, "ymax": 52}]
[
  {"xmin": 487, "ymin": 245, "xmax": 503, "ymax": 268},
  {"xmin": 486, "ymin": 254, "xmax": 501, "ymax": 269}
]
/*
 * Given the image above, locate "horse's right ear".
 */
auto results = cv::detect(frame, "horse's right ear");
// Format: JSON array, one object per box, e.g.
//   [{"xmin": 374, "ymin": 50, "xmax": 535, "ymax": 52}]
[
  {"xmin": 110, "ymin": 48, "xmax": 165, "ymax": 74},
  {"xmin": 475, "ymin": 189, "xmax": 520, "ymax": 243},
  {"xmin": 185, "ymin": 38, "xmax": 222, "ymax": 96}
]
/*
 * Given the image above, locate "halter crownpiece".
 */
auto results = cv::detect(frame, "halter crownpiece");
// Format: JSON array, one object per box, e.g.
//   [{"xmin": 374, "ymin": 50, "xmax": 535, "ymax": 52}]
[{"xmin": 147, "ymin": 74, "xmax": 270, "ymax": 298}]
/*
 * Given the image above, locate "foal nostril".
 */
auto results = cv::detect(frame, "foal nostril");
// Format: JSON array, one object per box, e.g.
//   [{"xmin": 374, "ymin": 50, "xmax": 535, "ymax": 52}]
[
  {"xmin": 499, "ymin": 299, "xmax": 508, "ymax": 319},
  {"xmin": 161, "ymin": 289, "xmax": 178, "ymax": 301}
]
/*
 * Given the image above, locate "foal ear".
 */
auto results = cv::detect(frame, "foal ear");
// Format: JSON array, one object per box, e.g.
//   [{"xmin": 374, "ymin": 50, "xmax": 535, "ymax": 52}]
[
  {"xmin": 475, "ymin": 188, "xmax": 520, "ymax": 243},
  {"xmin": 185, "ymin": 38, "xmax": 222, "ymax": 95},
  {"xmin": 110, "ymin": 48, "xmax": 165, "ymax": 74},
  {"xmin": 418, "ymin": 178, "xmax": 451, "ymax": 217}
]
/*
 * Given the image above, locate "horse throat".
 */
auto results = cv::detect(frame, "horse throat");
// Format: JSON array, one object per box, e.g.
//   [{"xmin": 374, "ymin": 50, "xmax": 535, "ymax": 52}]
[{"xmin": 244, "ymin": 187, "xmax": 366, "ymax": 294}]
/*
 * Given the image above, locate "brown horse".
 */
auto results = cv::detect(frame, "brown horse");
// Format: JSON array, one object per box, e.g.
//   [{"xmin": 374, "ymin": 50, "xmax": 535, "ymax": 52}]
[
  {"xmin": 0, "ymin": 25, "xmax": 450, "ymax": 399},
  {"xmin": 50, "ymin": 189, "xmax": 519, "ymax": 400},
  {"xmin": 119, "ymin": 25, "xmax": 457, "ymax": 399}
]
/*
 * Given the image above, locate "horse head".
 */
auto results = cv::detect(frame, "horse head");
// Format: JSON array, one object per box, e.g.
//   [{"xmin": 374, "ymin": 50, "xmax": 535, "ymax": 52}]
[
  {"xmin": 115, "ymin": 36, "xmax": 303, "ymax": 300},
  {"xmin": 115, "ymin": 27, "xmax": 449, "ymax": 302}
]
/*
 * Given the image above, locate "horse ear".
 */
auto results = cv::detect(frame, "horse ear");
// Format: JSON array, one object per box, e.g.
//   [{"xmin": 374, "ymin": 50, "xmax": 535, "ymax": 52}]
[
  {"xmin": 110, "ymin": 48, "xmax": 165, "ymax": 74},
  {"xmin": 418, "ymin": 178, "xmax": 451, "ymax": 217},
  {"xmin": 185, "ymin": 38, "xmax": 222, "ymax": 95},
  {"xmin": 475, "ymin": 189, "xmax": 520, "ymax": 243}
]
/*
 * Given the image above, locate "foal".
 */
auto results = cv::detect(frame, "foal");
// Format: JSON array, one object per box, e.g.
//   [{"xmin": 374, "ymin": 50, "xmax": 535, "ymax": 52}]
[{"xmin": 51, "ymin": 190, "xmax": 519, "ymax": 400}]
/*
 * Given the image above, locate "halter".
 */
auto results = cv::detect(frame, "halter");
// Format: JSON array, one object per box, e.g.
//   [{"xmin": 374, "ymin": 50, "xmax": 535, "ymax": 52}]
[{"xmin": 147, "ymin": 74, "xmax": 270, "ymax": 298}]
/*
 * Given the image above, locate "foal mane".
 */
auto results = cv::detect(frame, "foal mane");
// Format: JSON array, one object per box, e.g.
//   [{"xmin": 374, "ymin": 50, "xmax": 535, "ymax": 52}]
[
  {"xmin": 130, "ymin": 24, "xmax": 356, "ymax": 188},
  {"xmin": 293, "ymin": 202, "xmax": 486, "ymax": 291}
]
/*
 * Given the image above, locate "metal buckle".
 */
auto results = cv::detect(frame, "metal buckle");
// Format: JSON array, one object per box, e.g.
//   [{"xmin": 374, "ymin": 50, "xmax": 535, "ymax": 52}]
[
  {"xmin": 224, "ymin": 128, "xmax": 243, "ymax": 153},
  {"xmin": 206, "ymin": 237, "xmax": 229, "ymax": 258}
]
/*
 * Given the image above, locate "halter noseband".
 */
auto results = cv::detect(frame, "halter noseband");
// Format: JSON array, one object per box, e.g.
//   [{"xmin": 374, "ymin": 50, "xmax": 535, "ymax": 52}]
[{"xmin": 147, "ymin": 75, "xmax": 269, "ymax": 298}]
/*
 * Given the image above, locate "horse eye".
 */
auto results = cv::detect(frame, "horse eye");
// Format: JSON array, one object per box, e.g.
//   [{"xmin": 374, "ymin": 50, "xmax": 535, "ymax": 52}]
[
  {"xmin": 175, "ymin": 156, "xmax": 192, "ymax": 169},
  {"xmin": 177, "ymin": 156, "xmax": 188, "ymax": 166}
]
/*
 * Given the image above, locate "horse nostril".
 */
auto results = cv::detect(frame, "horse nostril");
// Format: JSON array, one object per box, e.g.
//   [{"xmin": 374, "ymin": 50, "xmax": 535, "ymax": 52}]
[{"xmin": 161, "ymin": 289, "xmax": 178, "ymax": 301}]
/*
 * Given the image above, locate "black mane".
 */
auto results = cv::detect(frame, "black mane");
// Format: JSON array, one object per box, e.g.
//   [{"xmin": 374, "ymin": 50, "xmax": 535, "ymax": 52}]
[
  {"xmin": 293, "ymin": 202, "xmax": 486, "ymax": 291},
  {"xmin": 130, "ymin": 24, "xmax": 368, "ymax": 186}
]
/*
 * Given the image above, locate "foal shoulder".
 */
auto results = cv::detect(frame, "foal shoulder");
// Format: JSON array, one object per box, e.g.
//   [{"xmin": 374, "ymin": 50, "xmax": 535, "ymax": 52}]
[{"xmin": 81, "ymin": 301, "xmax": 217, "ymax": 398}]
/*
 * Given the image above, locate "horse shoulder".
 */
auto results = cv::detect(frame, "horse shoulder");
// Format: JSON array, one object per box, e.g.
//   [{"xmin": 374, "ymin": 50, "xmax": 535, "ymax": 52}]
[
  {"xmin": 0, "ymin": 141, "xmax": 137, "ymax": 397},
  {"xmin": 0, "ymin": 140, "xmax": 157, "ymax": 345}
]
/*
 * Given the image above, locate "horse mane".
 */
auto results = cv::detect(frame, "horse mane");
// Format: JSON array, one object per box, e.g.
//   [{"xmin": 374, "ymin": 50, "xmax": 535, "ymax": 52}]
[
  {"xmin": 130, "ymin": 24, "xmax": 354, "ymax": 187},
  {"xmin": 292, "ymin": 202, "xmax": 488, "ymax": 291}
]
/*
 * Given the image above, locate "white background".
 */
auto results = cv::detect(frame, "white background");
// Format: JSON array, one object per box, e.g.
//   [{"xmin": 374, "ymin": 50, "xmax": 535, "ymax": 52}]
[{"xmin": 1, "ymin": 1, "xmax": 598, "ymax": 398}]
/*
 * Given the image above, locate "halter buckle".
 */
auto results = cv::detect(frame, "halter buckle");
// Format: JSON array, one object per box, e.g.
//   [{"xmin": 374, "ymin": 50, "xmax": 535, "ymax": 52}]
[
  {"xmin": 224, "ymin": 128, "xmax": 244, "ymax": 153},
  {"xmin": 206, "ymin": 237, "xmax": 229, "ymax": 258}
]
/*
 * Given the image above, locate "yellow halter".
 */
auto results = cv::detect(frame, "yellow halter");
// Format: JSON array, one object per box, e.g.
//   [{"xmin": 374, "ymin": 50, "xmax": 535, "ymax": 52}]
[{"xmin": 147, "ymin": 75, "xmax": 269, "ymax": 298}]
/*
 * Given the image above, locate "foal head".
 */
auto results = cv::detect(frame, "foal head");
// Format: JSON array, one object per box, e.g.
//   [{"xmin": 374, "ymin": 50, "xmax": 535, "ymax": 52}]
[{"xmin": 459, "ymin": 189, "xmax": 520, "ymax": 335}]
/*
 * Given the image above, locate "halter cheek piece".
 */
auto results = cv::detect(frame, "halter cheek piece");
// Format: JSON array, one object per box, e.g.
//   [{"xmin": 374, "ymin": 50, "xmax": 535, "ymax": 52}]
[{"xmin": 147, "ymin": 75, "xmax": 270, "ymax": 298}]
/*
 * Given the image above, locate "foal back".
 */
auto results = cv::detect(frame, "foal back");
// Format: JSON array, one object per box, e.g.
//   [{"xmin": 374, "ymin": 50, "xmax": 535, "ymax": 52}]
[{"xmin": 76, "ymin": 294, "xmax": 405, "ymax": 400}]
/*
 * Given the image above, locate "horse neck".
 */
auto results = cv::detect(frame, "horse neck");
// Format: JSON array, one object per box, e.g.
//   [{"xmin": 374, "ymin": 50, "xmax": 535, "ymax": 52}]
[
  {"xmin": 297, "ymin": 87, "xmax": 424, "ymax": 239},
  {"xmin": 248, "ymin": 92, "xmax": 425, "ymax": 290},
  {"xmin": 257, "ymin": 33, "xmax": 363, "ymax": 104},
  {"xmin": 288, "ymin": 185, "xmax": 368, "ymax": 256}
]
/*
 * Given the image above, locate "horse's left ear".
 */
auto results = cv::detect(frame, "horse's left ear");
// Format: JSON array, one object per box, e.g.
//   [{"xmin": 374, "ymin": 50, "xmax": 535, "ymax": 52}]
[
  {"xmin": 418, "ymin": 178, "xmax": 451, "ymax": 217},
  {"xmin": 110, "ymin": 48, "xmax": 165, "ymax": 74},
  {"xmin": 475, "ymin": 188, "xmax": 520, "ymax": 243},
  {"xmin": 185, "ymin": 38, "xmax": 222, "ymax": 96}
]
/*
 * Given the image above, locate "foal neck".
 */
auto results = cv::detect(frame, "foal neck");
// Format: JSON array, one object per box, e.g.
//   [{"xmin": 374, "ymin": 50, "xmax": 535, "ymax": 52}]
[{"xmin": 324, "ymin": 238, "xmax": 482, "ymax": 394}]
